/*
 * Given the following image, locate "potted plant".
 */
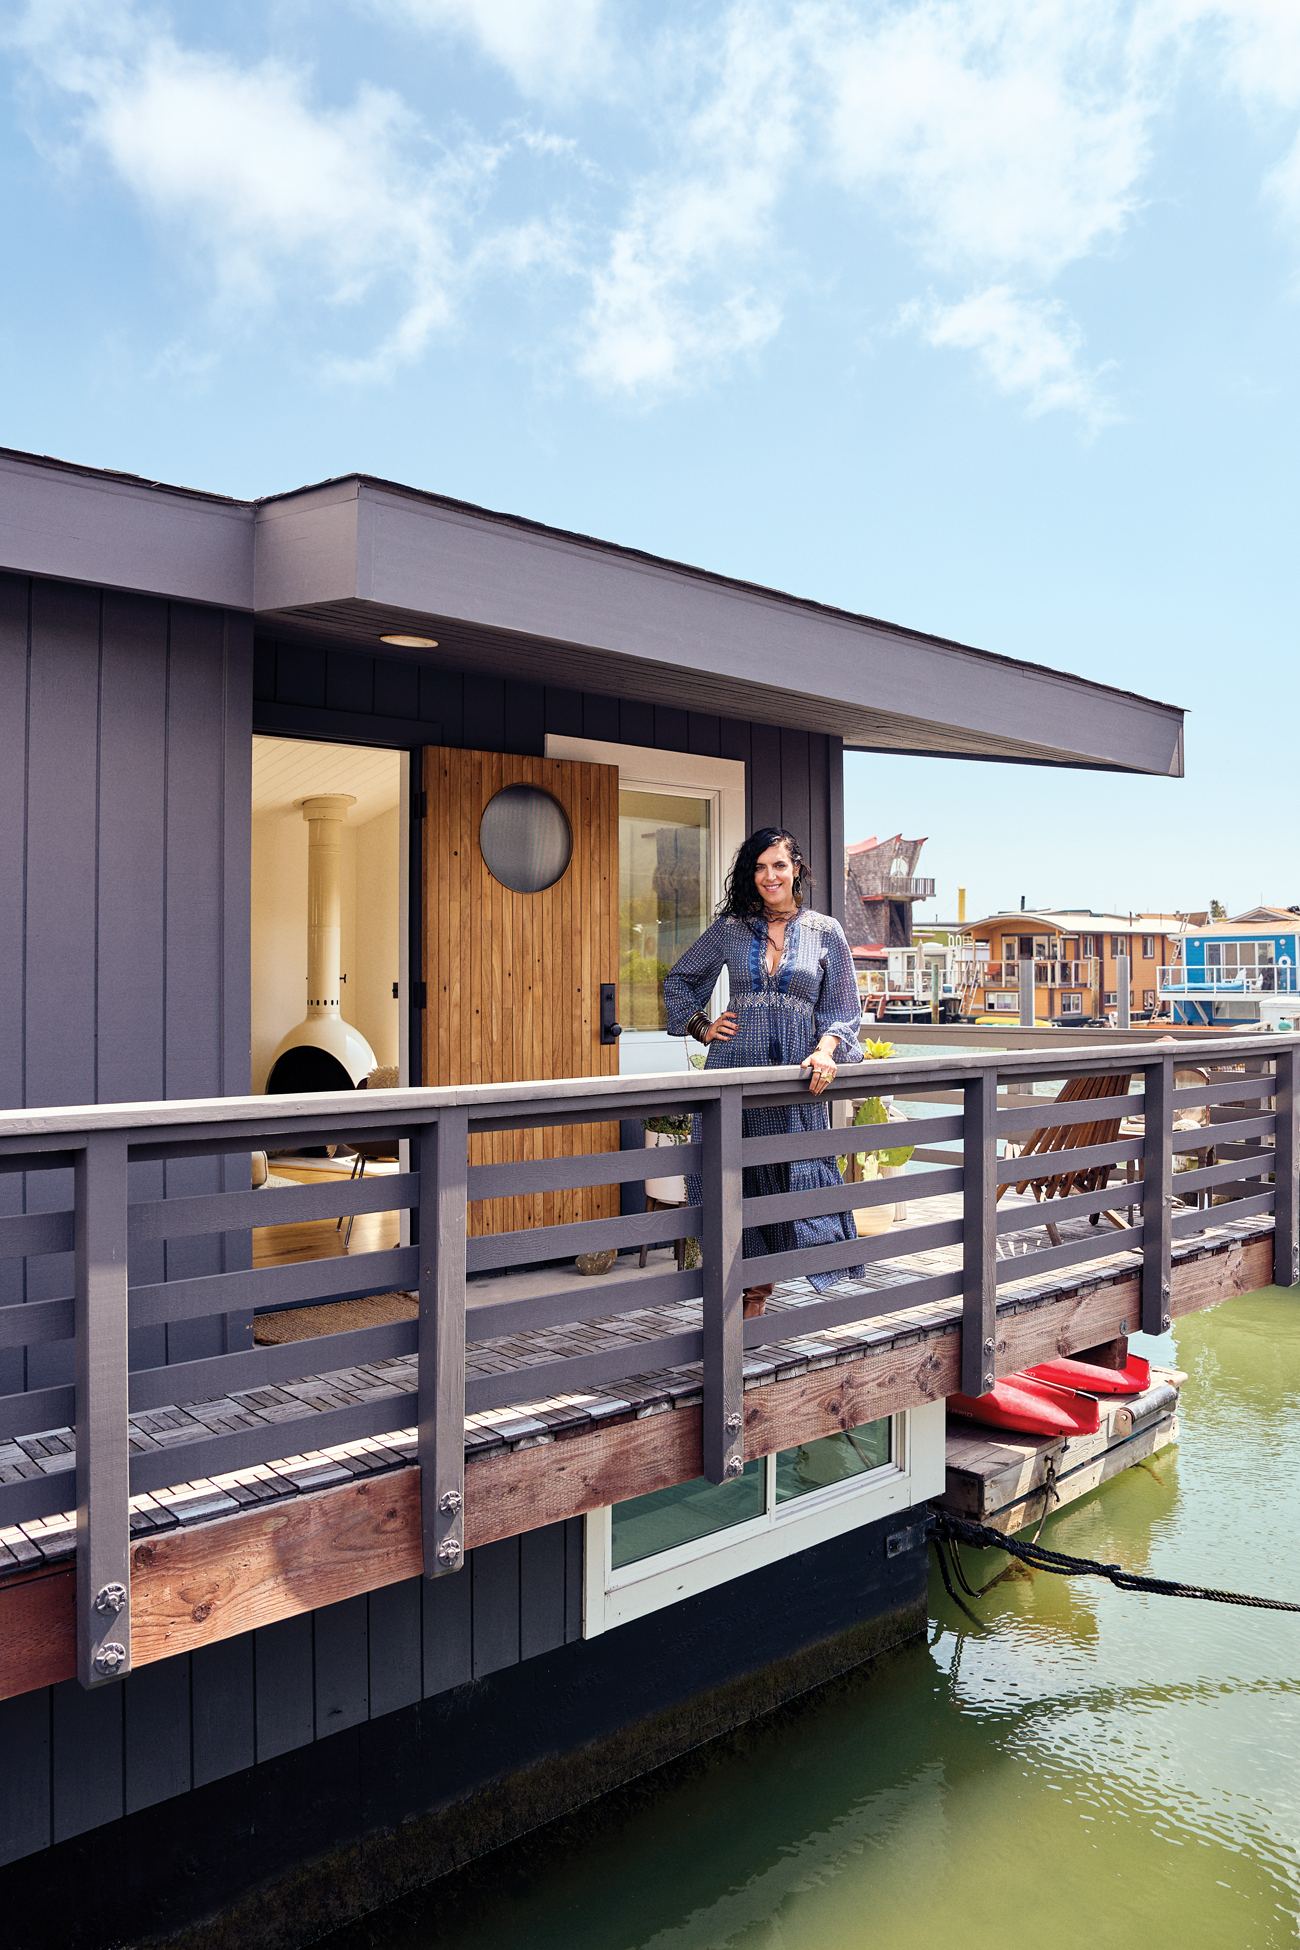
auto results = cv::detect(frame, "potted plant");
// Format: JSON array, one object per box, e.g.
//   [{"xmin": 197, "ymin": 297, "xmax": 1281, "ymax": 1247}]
[
  {"xmin": 643, "ymin": 1111, "xmax": 693, "ymax": 1203},
  {"xmin": 841, "ymin": 1039, "xmax": 915, "ymax": 1235}
]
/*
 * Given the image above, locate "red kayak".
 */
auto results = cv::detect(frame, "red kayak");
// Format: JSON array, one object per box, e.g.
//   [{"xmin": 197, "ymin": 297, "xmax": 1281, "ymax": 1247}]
[
  {"xmin": 1025, "ymin": 1356, "xmax": 1150, "ymax": 1396},
  {"xmin": 948, "ymin": 1375, "xmax": 1101, "ymax": 1437}
]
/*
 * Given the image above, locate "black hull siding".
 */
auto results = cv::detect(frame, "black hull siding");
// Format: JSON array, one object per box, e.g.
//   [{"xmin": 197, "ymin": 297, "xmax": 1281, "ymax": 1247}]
[{"xmin": 0, "ymin": 1512, "xmax": 927, "ymax": 1950}]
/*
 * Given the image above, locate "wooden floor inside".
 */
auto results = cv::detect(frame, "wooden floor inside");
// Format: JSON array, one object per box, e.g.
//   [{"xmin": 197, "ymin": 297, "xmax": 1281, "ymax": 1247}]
[{"xmin": 253, "ymin": 1162, "xmax": 401, "ymax": 1270}]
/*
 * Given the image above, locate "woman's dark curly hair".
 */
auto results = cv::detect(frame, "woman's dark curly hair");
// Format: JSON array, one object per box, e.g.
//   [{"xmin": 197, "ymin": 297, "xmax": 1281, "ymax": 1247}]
[{"xmin": 719, "ymin": 827, "xmax": 811, "ymax": 921}]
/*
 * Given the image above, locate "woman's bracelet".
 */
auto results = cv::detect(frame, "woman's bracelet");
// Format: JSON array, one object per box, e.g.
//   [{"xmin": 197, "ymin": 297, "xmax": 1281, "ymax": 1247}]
[{"xmin": 686, "ymin": 1011, "xmax": 712, "ymax": 1044}]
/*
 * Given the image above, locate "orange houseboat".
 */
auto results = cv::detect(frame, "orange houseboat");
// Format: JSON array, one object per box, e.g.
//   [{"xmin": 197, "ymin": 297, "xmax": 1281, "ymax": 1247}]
[{"xmin": 966, "ymin": 910, "xmax": 1186, "ymax": 1022}]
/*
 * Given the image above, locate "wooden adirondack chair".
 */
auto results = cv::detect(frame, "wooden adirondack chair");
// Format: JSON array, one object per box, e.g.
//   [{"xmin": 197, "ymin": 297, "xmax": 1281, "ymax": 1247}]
[{"xmin": 999, "ymin": 1072, "xmax": 1133, "ymax": 1246}]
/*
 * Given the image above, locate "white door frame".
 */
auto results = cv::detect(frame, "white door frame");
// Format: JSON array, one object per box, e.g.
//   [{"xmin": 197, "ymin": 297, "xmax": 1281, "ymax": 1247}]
[{"xmin": 544, "ymin": 735, "xmax": 746, "ymax": 1075}]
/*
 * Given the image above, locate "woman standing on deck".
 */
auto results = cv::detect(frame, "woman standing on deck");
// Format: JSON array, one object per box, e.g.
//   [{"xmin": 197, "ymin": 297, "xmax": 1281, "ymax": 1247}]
[{"xmin": 663, "ymin": 828, "xmax": 865, "ymax": 1318}]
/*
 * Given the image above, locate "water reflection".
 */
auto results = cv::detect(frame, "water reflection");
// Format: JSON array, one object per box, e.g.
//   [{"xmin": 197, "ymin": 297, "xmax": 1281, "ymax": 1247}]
[{"xmin": 327, "ymin": 1291, "xmax": 1300, "ymax": 1950}]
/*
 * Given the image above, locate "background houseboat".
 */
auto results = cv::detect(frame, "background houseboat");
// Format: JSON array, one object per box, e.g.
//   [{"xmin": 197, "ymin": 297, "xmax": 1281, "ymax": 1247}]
[
  {"xmin": 965, "ymin": 909, "xmax": 1186, "ymax": 1024},
  {"xmin": 1161, "ymin": 910, "xmax": 1300, "ymax": 1029}
]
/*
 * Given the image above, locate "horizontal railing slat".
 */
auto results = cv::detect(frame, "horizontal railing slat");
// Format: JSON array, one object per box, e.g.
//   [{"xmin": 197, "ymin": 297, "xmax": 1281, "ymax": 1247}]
[
  {"xmin": 743, "ymin": 1116, "xmax": 963, "ymax": 1169},
  {"xmin": 1173, "ymin": 1151, "xmax": 1274, "ymax": 1197},
  {"xmin": 996, "ymin": 1179, "xmax": 1144, "ymax": 1234},
  {"xmin": 995, "ymin": 1222, "xmax": 1144, "ymax": 1283},
  {"xmin": 0, "ymin": 1471, "xmax": 74, "ymax": 1525},
  {"xmin": 744, "ymin": 1266, "xmax": 965, "ymax": 1346},
  {"xmin": 1173, "ymin": 1114, "xmax": 1275, "ymax": 1151},
  {"xmin": 1173, "ymin": 1078, "xmax": 1275, "ymax": 1109},
  {"xmin": 0, "ymin": 1294, "xmax": 75, "ymax": 1351},
  {"xmin": 463, "ymin": 1328, "xmax": 705, "ymax": 1415},
  {"xmin": 0, "ymin": 1209, "xmax": 74, "ymax": 1261},
  {"xmin": 1171, "ymin": 1190, "xmax": 1275, "ymax": 1238},
  {"xmin": 744, "ymin": 1165, "xmax": 963, "ymax": 1228},
  {"xmin": 126, "ymin": 1393, "xmax": 419, "ymax": 1497},
  {"xmin": 997, "ymin": 1093, "xmax": 1145, "ymax": 1135},
  {"xmin": 467, "ymin": 1145, "xmax": 700, "ymax": 1201},
  {"xmin": 127, "ymin": 1246, "xmax": 419, "ymax": 1327},
  {"xmin": 742, "ymin": 1216, "xmax": 965, "ymax": 1285},
  {"xmin": 127, "ymin": 1319, "xmax": 421, "ymax": 1413},
  {"xmin": 128, "ymin": 1173, "xmax": 418, "ymax": 1242},
  {"xmin": 465, "ymin": 1206, "xmax": 700, "ymax": 1275},
  {"xmin": 466, "ymin": 1265, "xmax": 702, "ymax": 1343},
  {"xmin": 127, "ymin": 1120, "xmax": 428, "ymax": 1164},
  {"xmin": 998, "ymin": 1136, "xmax": 1146, "ymax": 1184},
  {"xmin": 0, "ymin": 1381, "xmax": 75, "ymax": 1440}
]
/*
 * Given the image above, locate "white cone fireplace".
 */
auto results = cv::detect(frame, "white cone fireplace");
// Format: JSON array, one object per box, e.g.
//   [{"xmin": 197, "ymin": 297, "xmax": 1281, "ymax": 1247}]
[{"xmin": 265, "ymin": 794, "xmax": 378, "ymax": 1095}]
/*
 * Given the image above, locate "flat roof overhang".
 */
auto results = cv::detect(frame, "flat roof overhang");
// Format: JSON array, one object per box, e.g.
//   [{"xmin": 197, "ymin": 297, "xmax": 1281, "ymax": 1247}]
[{"xmin": 0, "ymin": 451, "xmax": 1184, "ymax": 775}]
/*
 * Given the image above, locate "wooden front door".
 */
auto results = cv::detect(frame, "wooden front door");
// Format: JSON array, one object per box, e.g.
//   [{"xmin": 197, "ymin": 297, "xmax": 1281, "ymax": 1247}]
[{"xmin": 421, "ymin": 747, "xmax": 620, "ymax": 1238}]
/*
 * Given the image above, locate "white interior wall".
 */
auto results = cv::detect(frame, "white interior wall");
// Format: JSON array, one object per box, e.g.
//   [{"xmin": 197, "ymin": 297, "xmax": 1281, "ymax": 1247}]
[
  {"xmin": 352, "ymin": 805, "xmax": 400, "ymax": 1070},
  {"xmin": 250, "ymin": 803, "xmax": 400, "ymax": 1093}
]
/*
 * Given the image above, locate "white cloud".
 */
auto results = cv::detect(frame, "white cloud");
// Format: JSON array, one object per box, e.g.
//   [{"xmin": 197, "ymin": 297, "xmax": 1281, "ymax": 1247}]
[
  {"xmin": 905, "ymin": 285, "xmax": 1119, "ymax": 429},
  {"xmin": 5, "ymin": 0, "xmax": 494, "ymax": 376},
  {"xmin": 375, "ymin": 0, "xmax": 608, "ymax": 98},
  {"xmin": 575, "ymin": 5, "xmax": 800, "ymax": 394},
  {"xmin": 816, "ymin": 0, "xmax": 1154, "ymax": 280}
]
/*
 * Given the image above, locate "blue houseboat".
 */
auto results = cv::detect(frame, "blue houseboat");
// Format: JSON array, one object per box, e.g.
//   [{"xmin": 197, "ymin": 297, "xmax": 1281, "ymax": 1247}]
[{"xmin": 1161, "ymin": 908, "xmax": 1300, "ymax": 1029}]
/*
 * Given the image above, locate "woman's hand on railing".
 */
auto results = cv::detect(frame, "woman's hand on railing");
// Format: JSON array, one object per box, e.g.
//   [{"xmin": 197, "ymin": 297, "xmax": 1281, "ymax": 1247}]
[
  {"xmin": 702, "ymin": 1009, "xmax": 738, "ymax": 1044},
  {"xmin": 801, "ymin": 1039, "xmax": 838, "ymax": 1094}
]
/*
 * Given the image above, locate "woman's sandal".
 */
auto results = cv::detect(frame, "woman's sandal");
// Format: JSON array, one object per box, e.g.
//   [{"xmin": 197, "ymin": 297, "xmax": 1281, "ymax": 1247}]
[{"xmin": 742, "ymin": 1285, "xmax": 773, "ymax": 1318}]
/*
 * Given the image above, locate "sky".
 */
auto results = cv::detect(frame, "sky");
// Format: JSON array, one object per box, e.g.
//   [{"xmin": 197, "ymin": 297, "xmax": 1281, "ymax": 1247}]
[{"xmin": 1, "ymin": 0, "xmax": 1297, "ymax": 923}]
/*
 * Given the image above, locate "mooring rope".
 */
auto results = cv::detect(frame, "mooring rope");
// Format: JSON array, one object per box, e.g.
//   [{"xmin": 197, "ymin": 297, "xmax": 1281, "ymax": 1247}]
[{"xmin": 929, "ymin": 1510, "xmax": 1300, "ymax": 1613}]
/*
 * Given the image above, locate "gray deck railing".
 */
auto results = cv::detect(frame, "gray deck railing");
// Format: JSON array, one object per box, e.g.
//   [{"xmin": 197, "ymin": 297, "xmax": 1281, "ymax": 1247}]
[{"xmin": 0, "ymin": 1033, "xmax": 1296, "ymax": 1687}]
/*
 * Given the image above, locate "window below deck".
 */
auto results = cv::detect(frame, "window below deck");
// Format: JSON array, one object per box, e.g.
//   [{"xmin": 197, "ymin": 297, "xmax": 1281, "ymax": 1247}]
[
  {"xmin": 1060, "ymin": 993, "xmax": 1083, "ymax": 1015},
  {"xmin": 584, "ymin": 1403, "xmax": 945, "ymax": 1635}
]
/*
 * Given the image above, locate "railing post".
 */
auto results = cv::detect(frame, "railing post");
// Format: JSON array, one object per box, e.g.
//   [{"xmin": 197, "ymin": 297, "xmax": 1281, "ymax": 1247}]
[
  {"xmin": 1141, "ymin": 1056, "xmax": 1173, "ymax": 1335},
  {"xmin": 418, "ymin": 1109, "xmax": 468, "ymax": 1578},
  {"xmin": 75, "ymin": 1131, "xmax": 131, "ymax": 1690},
  {"xmin": 702, "ymin": 1084, "xmax": 744, "ymax": 1485},
  {"xmin": 1117, "ymin": 956, "xmax": 1131, "ymax": 1029},
  {"xmin": 962, "ymin": 1071, "xmax": 998, "ymax": 1396},
  {"xmin": 1273, "ymin": 1045, "xmax": 1300, "ymax": 1287}
]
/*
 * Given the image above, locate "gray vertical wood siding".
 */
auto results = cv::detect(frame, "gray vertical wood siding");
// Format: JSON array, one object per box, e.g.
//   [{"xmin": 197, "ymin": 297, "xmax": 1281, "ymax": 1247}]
[
  {"xmin": 0, "ymin": 572, "xmax": 254, "ymax": 1387},
  {"xmin": 0, "ymin": 1520, "xmax": 584, "ymax": 1865}
]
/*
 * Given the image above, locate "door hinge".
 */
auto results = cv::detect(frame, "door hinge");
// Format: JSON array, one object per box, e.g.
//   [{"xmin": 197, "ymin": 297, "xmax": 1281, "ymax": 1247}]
[{"xmin": 413, "ymin": 981, "xmax": 428, "ymax": 1010}]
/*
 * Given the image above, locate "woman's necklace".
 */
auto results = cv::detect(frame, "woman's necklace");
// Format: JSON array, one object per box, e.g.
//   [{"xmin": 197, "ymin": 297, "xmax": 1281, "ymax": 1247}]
[{"xmin": 763, "ymin": 904, "xmax": 797, "ymax": 975}]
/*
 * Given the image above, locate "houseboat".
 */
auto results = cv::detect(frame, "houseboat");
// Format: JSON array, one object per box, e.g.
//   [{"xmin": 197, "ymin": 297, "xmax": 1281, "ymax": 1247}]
[
  {"xmin": 966, "ymin": 909, "xmax": 1186, "ymax": 1023},
  {"xmin": 0, "ymin": 445, "xmax": 1285, "ymax": 1950},
  {"xmin": 1161, "ymin": 911, "xmax": 1300, "ymax": 1029}
]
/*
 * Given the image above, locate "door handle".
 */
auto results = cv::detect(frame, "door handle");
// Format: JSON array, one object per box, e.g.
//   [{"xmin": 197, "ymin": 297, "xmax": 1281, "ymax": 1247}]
[{"xmin": 600, "ymin": 983, "xmax": 622, "ymax": 1044}]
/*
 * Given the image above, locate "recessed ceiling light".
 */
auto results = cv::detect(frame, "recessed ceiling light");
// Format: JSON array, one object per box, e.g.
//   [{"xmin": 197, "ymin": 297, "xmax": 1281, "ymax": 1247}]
[{"xmin": 380, "ymin": 633, "xmax": 439, "ymax": 649}]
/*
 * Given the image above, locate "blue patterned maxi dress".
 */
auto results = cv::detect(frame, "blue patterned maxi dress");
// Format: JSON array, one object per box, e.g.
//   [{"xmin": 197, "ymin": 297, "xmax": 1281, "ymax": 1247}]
[{"xmin": 663, "ymin": 909, "xmax": 865, "ymax": 1292}]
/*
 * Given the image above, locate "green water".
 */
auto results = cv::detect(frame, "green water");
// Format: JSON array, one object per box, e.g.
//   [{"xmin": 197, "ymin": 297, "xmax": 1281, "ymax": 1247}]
[{"xmin": 332, "ymin": 1291, "xmax": 1300, "ymax": 1949}]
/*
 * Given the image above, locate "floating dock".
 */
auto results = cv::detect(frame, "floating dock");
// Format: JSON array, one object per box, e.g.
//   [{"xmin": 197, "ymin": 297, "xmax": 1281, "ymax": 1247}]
[{"xmin": 934, "ymin": 1367, "xmax": 1184, "ymax": 1536}]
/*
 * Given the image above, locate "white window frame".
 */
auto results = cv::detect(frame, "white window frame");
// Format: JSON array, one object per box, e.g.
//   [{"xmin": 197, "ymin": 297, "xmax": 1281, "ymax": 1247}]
[
  {"xmin": 582, "ymin": 1400, "xmax": 945, "ymax": 1637},
  {"xmin": 1060, "ymin": 992, "xmax": 1083, "ymax": 1015},
  {"xmin": 545, "ymin": 735, "xmax": 747, "ymax": 1073}
]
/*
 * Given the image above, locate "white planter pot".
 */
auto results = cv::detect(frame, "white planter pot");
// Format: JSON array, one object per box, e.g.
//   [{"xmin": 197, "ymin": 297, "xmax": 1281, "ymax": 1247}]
[
  {"xmin": 852, "ymin": 1161, "xmax": 905, "ymax": 1235},
  {"xmin": 644, "ymin": 1128, "xmax": 689, "ymax": 1204}
]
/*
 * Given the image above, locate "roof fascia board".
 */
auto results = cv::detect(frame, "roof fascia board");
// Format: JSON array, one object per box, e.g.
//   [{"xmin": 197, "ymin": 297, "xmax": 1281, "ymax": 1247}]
[
  {"xmin": 0, "ymin": 451, "xmax": 254, "ymax": 608},
  {"xmin": 256, "ymin": 481, "xmax": 1182, "ymax": 778},
  {"xmin": 254, "ymin": 480, "xmax": 361, "ymax": 611}
]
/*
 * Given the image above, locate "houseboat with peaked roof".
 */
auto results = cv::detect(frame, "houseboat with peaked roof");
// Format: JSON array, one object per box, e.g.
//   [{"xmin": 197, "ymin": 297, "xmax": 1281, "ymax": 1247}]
[{"xmin": 0, "ymin": 446, "xmax": 1291, "ymax": 1949}]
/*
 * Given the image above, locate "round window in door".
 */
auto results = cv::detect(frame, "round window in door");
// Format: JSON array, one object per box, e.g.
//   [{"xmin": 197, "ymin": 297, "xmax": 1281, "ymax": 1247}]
[{"xmin": 479, "ymin": 783, "xmax": 573, "ymax": 893}]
